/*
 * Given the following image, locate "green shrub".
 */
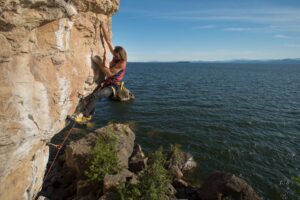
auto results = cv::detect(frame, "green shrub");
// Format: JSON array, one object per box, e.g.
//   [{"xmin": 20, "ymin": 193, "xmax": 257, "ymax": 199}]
[
  {"xmin": 139, "ymin": 147, "xmax": 172, "ymax": 200},
  {"xmin": 293, "ymin": 176, "xmax": 300, "ymax": 185},
  {"xmin": 292, "ymin": 176, "xmax": 300, "ymax": 195},
  {"xmin": 118, "ymin": 147, "xmax": 172, "ymax": 200},
  {"xmin": 85, "ymin": 131, "xmax": 121, "ymax": 182},
  {"xmin": 118, "ymin": 182, "xmax": 141, "ymax": 200}
]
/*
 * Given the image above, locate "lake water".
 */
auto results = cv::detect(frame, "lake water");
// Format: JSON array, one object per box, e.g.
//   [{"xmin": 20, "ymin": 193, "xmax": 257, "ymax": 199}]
[{"xmin": 91, "ymin": 63, "xmax": 300, "ymax": 199}]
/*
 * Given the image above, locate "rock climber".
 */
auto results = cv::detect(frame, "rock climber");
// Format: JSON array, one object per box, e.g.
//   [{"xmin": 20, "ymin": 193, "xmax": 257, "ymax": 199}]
[{"xmin": 72, "ymin": 22, "xmax": 129, "ymax": 123}]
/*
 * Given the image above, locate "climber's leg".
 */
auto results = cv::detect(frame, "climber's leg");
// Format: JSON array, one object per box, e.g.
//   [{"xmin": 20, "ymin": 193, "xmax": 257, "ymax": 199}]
[{"xmin": 82, "ymin": 86, "xmax": 113, "ymax": 117}]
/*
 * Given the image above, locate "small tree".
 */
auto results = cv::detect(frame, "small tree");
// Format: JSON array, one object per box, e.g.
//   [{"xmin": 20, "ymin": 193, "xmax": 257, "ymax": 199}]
[
  {"xmin": 85, "ymin": 131, "xmax": 121, "ymax": 182},
  {"xmin": 118, "ymin": 181, "xmax": 141, "ymax": 200},
  {"xmin": 118, "ymin": 147, "xmax": 172, "ymax": 200},
  {"xmin": 139, "ymin": 147, "xmax": 172, "ymax": 200}
]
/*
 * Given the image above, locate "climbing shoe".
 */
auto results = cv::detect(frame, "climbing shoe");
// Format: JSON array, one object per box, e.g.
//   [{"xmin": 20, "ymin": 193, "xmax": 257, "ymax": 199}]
[{"xmin": 70, "ymin": 113, "xmax": 92, "ymax": 124}]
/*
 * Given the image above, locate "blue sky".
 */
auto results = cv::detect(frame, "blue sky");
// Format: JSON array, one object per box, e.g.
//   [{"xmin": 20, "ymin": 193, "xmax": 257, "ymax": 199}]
[{"xmin": 112, "ymin": 0, "xmax": 300, "ymax": 62}]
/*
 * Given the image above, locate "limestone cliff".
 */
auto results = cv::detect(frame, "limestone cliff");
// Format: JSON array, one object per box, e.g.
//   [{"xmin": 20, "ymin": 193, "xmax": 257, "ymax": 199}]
[{"xmin": 0, "ymin": 0, "xmax": 119, "ymax": 199}]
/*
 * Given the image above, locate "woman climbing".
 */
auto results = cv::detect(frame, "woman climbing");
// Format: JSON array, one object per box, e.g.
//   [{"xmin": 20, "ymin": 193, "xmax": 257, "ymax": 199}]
[{"xmin": 72, "ymin": 22, "xmax": 128, "ymax": 123}]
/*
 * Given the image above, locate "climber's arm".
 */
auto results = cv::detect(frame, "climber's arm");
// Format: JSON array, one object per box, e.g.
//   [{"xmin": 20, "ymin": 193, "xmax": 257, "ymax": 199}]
[{"xmin": 100, "ymin": 23, "xmax": 115, "ymax": 56}]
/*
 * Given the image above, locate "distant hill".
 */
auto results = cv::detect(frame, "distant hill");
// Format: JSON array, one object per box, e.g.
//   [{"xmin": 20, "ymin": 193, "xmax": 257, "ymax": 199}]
[
  {"xmin": 129, "ymin": 58, "xmax": 300, "ymax": 64},
  {"xmin": 192, "ymin": 58, "xmax": 300, "ymax": 64}
]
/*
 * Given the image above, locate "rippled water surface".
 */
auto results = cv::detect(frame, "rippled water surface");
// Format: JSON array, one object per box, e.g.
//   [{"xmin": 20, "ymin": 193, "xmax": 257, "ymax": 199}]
[{"xmin": 92, "ymin": 63, "xmax": 300, "ymax": 199}]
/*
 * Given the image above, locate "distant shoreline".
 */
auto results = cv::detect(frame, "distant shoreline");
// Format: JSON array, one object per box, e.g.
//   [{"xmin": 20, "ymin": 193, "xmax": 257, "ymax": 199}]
[{"xmin": 128, "ymin": 58, "xmax": 300, "ymax": 64}]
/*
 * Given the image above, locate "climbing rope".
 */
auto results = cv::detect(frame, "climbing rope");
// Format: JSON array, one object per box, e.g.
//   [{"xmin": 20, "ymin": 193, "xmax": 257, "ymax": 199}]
[
  {"xmin": 36, "ymin": 78, "xmax": 111, "ymax": 199},
  {"xmin": 35, "ymin": 80, "xmax": 105, "ymax": 199},
  {"xmin": 34, "ymin": 121, "xmax": 77, "ymax": 200},
  {"xmin": 44, "ymin": 122, "xmax": 76, "ymax": 180}
]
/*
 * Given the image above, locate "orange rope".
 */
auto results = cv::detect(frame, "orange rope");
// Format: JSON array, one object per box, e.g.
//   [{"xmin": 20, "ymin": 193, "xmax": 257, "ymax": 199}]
[
  {"xmin": 43, "ymin": 122, "xmax": 76, "ymax": 181},
  {"xmin": 34, "ymin": 122, "xmax": 76, "ymax": 199}
]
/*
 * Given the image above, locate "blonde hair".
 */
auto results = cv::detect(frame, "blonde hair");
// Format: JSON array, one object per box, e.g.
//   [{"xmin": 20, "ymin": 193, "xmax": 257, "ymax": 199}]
[{"xmin": 114, "ymin": 46, "xmax": 127, "ymax": 61}]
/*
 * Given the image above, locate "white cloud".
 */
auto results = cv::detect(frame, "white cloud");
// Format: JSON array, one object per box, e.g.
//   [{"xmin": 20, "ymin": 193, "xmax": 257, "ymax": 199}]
[
  {"xmin": 269, "ymin": 25, "xmax": 300, "ymax": 33},
  {"xmin": 124, "ymin": 7, "xmax": 300, "ymax": 33},
  {"xmin": 168, "ymin": 8, "xmax": 300, "ymax": 25},
  {"xmin": 224, "ymin": 27, "xmax": 256, "ymax": 32},
  {"xmin": 223, "ymin": 25, "xmax": 300, "ymax": 33},
  {"xmin": 275, "ymin": 34, "xmax": 289, "ymax": 39},
  {"xmin": 192, "ymin": 25, "xmax": 216, "ymax": 30}
]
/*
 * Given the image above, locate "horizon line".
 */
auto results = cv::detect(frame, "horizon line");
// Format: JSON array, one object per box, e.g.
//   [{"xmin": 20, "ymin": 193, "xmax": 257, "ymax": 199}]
[{"xmin": 127, "ymin": 58, "xmax": 300, "ymax": 63}]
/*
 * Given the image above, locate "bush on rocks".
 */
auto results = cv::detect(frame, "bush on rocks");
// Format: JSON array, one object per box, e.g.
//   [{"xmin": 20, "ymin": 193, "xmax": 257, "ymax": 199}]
[
  {"xmin": 85, "ymin": 131, "xmax": 121, "ymax": 182},
  {"xmin": 118, "ymin": 147, "xmax": 172, "ymax": 200}
]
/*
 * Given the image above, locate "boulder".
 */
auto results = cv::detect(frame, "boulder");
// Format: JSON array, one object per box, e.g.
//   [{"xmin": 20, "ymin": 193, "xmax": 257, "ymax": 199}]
[
  {"xmin": 167, "ymin": 149, "xmax": 197, "ymax": 184},
  {"xmin": 94, "ymin": 123, "xmax": 136, "ymax": 169},
  {"xmin": 197, "ymin": 171, "xmax": 263, "ymax": 200},
  {"xmin": 169, "ymin": 165, "xmax": 184, "ymax": 180},
  {"xmin": 65, "ymin": 132, "xmax": 98, "ymax": 178},
  {"xmin": 103, "ymin": 169, "xmax": 134, "ymax": 193},
  {"xmin": 76, "ymin": 179, "xmax": 100, "ymax": 199},
  {"xmin": 182, "ymin": 153, "xmax": 197, "ymax": 172},
  {"xmin": 98, "ymin": 191, "xmax": 120, "ymax": 200},
  {"xmin": 172, "ymin": 179, "xmax": 199, "ymax": 200},
  {"xmin": 131, "ymin": 144, "xmax": 146, "ymax": 159},
  {"xmin": 129, "ymin": 144, "xmax": 148, "ymax": 173},
  {"xmin": 173, "ymin": 178, "xmax": 189, "ymax": 188},
  {"xmin": 168, "ymin": 151, "xmax": 197, "ymax": 173},
  {"xmin": 65, "ymin": 123, "xmax": 135, "ymax": 178}
]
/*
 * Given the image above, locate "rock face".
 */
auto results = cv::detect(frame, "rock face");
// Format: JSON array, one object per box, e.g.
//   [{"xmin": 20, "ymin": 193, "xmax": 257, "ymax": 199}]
[{"xmin": 0, "ymin": 0, "xmax": 119, "ymax": 199}]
